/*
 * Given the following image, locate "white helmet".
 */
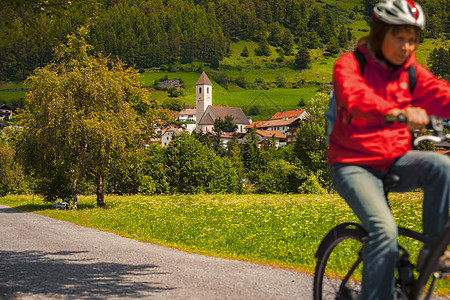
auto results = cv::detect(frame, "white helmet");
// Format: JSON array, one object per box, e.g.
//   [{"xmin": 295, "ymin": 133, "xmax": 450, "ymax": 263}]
[{"xmin": 373, "ymin": 0, "xmax": 426, "ymax": 30}]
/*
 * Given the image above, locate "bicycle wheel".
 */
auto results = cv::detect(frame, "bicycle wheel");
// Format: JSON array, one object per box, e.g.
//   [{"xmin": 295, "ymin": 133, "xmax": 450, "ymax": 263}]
[
  {"xmin": 313, "ymin": 225, "xmax": 366, "ymax": 300},
  {"xmin": 413, "ymin": 223, "xmax": 450, "ymax": 300}
]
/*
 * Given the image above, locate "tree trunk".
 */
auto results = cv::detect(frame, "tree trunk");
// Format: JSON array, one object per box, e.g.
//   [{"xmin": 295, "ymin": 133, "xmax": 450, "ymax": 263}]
[
  {"xmin": 72, "ymin": 178, "xmax": 78, "ymax": 209},
  {"xmin": 96, "ymin": 173, "xmax": 106, "ymax": 208}
]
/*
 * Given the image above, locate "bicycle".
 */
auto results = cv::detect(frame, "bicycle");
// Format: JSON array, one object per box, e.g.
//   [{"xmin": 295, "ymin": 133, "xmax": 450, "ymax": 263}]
[{"xmin": 313, "ymin": 116, "xmax": 450, "ymax": 300}]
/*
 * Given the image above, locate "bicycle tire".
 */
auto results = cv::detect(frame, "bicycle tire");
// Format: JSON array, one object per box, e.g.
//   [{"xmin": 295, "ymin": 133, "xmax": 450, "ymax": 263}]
[
  {"xmin": 313, "ymin": 226, "xmax": 366, "ymax": 300},
  {"xmin": 413, "ymin": 222, "xmax": 450, "ymax": 300}
]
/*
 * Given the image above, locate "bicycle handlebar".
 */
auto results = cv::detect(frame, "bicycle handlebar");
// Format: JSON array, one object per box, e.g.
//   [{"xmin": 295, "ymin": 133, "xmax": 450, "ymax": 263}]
[{"xmin": 397, "ymin": 114, "xmax": 450, "ymax": 147}]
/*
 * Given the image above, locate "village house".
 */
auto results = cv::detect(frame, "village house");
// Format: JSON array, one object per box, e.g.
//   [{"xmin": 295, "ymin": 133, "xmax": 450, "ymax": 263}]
[
  {"xmin": 177, "ymin": 108, "xmax": 196, "ymax": 122},
  {"xmin": 245, "ymin": 108, "xmax": 312, "ymax": 145},
  {"xmin": 254, "ymin": 130, "xmax": 287, "ymax": 148},
  {"xmin": 160, "ymin": 123, "xmax": 184, "ymax": 147},
  {"xmin": 237, "ymin": 129, "xmax": 286, "ymax": 148},
  {"xmin": 246, "ymin": 118, "xmax": 301, "ymax": 135},
  {"xmin": 0, "ymin": 104, "xmax": 13, "ymax": 121},
  {"xmin": 269, "ymin": 108, "xmax": 311, "ymax": 121}
]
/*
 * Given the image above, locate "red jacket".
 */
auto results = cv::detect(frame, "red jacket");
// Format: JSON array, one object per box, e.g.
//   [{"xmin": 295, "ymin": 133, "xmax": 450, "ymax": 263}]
[{"xmin": 328, "ymin": 44, "xmax": 450, "ymax": 170}]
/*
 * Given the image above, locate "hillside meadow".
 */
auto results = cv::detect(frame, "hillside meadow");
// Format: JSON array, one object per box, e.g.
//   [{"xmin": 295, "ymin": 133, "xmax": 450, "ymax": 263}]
[
  {"xmin": 1, "ymin": 192, "xmax": 448, "ymax": 295},
  {"xmin": 1, "ymin": 36, "xmax": 448, "ymax": 120}
]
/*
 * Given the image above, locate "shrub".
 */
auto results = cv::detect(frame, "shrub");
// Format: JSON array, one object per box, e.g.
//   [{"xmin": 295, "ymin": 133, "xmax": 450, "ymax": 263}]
[
  {"xmin": 298, "ymin": 173, "xmax": 326, "ymax": 194},
  {"xmin": 165, "ymin": 134, "xmax": 240, "ymax": 194}
]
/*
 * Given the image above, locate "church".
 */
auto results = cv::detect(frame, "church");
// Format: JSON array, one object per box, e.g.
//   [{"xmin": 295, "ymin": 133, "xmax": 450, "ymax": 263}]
[{"xmin": 194, "ymin": 71, "xmax": 250, "ymax": 133}]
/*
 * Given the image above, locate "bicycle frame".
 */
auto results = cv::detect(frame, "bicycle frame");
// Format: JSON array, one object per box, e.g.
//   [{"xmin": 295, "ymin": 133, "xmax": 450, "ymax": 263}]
[{"xmin": 315, "ymin": 220, "xmax": 449, "ymax": 300}]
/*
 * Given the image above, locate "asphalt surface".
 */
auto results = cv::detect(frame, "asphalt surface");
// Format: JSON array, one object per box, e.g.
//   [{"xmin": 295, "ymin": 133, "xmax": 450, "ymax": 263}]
[{"xmin": 0, "ymin": 204, "xmax": 313, "ymax": 299}]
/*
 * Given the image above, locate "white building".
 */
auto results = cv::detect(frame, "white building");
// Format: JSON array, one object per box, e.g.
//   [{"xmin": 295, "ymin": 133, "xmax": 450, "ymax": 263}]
[
  {"xmin": 195, "ymin": 72, "xmax": 250, "ymax": 133},
  {"xmin": 177, "ymin": 108, "xmax": 196, "ymax": 122},
  {"xmin": 0, "ymin": 104, "xmax": 13, "ymax": 121}
]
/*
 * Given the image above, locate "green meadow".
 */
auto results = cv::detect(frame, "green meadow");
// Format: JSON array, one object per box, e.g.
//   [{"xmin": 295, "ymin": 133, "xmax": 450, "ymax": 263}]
[
  {"xmin": 0, "ymin": 193, "xmax": 448, "ymax": 295},
  {"xmin": 1, "ymin": 35, "xmax": 447, "ymax": 121}
]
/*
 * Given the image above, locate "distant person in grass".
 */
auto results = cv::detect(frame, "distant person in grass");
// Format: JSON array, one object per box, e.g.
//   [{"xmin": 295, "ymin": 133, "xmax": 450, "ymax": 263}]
[{"xmin": 327, "ymin": 0, "xmax": 450, "ymax": 299}]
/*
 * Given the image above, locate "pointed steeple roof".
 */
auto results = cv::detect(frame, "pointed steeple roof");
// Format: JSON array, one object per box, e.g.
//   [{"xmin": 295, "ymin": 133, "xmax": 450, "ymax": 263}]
[{"xmin": 196, "ymin": 71, "xmax": 212, "ymax": 86}]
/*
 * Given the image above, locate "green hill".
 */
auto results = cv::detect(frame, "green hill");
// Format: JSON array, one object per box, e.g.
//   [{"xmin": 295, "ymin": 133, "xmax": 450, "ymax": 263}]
[{"xmin": 1, "ymin": 0, "xmax": 448, "ymax": 118}]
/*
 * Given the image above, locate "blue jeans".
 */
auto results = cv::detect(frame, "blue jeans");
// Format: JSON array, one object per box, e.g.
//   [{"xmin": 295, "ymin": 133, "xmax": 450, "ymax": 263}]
[{"xmin": 330, "ymin": 151, "xmax": 450, "ymax": 300}]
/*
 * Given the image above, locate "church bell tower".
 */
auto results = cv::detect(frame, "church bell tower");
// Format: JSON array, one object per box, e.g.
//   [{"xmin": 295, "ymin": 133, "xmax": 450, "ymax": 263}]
[{"xmin": 195, "ymin": 71, "xmax": 212, "ymax": 131}]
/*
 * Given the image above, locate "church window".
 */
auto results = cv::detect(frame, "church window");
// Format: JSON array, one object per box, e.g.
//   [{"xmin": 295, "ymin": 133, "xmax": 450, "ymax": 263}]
[
  {"xmin": 207, "ymin": 87, "xmax": 209, "ymax": 94},
  {"xmin": 199, "ymin": 87, "xmax": 202, "ymax": 94}
]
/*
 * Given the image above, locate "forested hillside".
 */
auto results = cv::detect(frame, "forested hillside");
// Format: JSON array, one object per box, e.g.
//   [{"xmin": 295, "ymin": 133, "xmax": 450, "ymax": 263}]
[{"xmin": 1, "ymin": 0, "xmax": 448, "ymax": 82}]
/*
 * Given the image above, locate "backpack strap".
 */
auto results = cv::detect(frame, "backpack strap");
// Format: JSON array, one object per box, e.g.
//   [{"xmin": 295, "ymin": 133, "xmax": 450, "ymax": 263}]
[
  {"xmin": 353, "ymin": 49, "xmax": 367, "ymax": 76},
  {"xmin": 353, "ymin": 49, "xmax": 417, "ymax": 94},
  {"xmin": 406, "ymin": 65, "xmax": 416, "ymax": 95}
]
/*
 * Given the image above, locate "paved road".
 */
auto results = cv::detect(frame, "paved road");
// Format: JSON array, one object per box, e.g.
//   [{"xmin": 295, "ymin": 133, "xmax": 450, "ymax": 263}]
[{"xmin": 0, "ymin": 204, "xmax": 313, "ymax": 299}]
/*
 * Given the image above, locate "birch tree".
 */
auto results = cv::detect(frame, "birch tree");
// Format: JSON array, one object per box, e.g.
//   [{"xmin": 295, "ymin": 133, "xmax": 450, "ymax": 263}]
[{"xmin": 16, "ymin": 26, "xmax": 158, "ymax": 207}]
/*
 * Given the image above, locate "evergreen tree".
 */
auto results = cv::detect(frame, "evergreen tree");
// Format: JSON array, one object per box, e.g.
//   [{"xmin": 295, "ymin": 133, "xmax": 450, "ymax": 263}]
[
  {"xmin": 428, "ymin": 47, "xmax": 449, "ymax": 79},
  {"xmin": 268, "ymin": 22, "xmax": 284, "ymax": 47},
  {"xmin": 226, "ymin": 134, "xmax": 245, "ymax": 183},
  {"xmin": 338, "ymin": 26, "xmax": 349, "ymax": 48},
  {"xmin": 327, "ymin": 35, "xmax": 340, "ymax": 55},
  {"xmin": 295, "ymin": 44, "xmax": 311, "ymax": 70},
  {"xmin": 241, "ymin": 45, "xmax": 250, "ymax": 57},
  {"xmin": 303, "ymin": 31, "xmax": 322, "ymax": 50},
  {"xmin": 255, "ymin": 36, "xmax": 271, "ymax": 56},
  {"xmin": 242, "ymin": 128, "xmax": 261, "ymax": 183},
  {"xmin": 281, "ymin": 29, "xmax": 295, "ymax": 55}
]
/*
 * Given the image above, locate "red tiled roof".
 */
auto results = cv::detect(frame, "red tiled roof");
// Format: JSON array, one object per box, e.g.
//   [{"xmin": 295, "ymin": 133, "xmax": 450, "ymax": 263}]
[
  {"xmin": 245, "ymin": 120, "xmax": 267, "ymax": 129},
  {"xmin": 270, "ymin": 109, "xmax": 306, "ymax": 120}
]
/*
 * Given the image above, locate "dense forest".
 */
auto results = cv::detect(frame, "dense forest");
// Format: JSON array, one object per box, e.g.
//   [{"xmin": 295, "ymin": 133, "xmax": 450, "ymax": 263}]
[{"xmin": 1, "ymin": 0, "xmax": 448, "ymax": 81}]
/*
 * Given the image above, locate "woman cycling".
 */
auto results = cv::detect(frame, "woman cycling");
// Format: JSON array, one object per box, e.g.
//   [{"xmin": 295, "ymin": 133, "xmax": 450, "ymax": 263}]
[{"xmin": 327, "ymin": 0, "xmax": 450, "ymax": 299}]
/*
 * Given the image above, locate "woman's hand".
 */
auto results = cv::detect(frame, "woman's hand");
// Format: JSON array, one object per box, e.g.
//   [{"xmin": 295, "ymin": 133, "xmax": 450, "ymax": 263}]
[{"xmin": 385, "ymin": 107, "xmax": 429, "ymax": 131}]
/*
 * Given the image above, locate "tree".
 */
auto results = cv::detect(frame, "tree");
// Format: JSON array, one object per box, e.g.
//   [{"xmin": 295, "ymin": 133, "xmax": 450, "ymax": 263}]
[
  {"xmin": 226, "ymin": 134, "xmax": 245, "ymax": 184},
  {"xmin": 254, "ymin": 36, "xmax": 271, "ymax": 56},
  {"xmin": 295, "ymin": 44, "xmax": 311, "ymax": 70},
  {"xmin": 281, "ymin": 29, "xmax": 295, "ymax": 55},
  {"xmin": 428, "ymin": 47, "xmax": 449, "ymax": 79},
  {"xmin": 164, "ymin": 133, "xmax": 239, "ymax": 194},
  {"xmin": 0, "ymin": 0, "xmax": 97, "ymax": 81},
  {"xmin": 167, "ymin": 87, "xmax": 183, "ymax": 98},
  {"xmin": 303, "ymin": 31, "xmax": 322, "ymax": 50},
  {"xmin": 293, "ymin": 92, "xmax": 331, "ymax": 191},
  {"xmin": 338, "ymin": 27, "xmax": 349, "ymax": 48},
  {"xmin": 139, "ymin": 144, "xmax": 170, "ymax": 195},
  {"xmin": 214, "ymin": 115, "xmax": 238, "ymax": 133},
  {"xmin": 241, "ymin": 45, "xmax": 250, "ymax": 57},
  {"xmin": 242, "ymin": 128, "xmax": 262, "ymax": 183},
  {"xmin": 163, "ymin": 97, "xmax": 184, "ymax": 111},
  {"xmin": 15, "ymin": 26, "xmax": 158, "ymax": 207},
  {"xmin": 327, "ymin": 35, "xmax": 340, "ymax": 55},
  {"xmin": 0, "ymin": 140, "xmax": 26, "ymax": 196}
]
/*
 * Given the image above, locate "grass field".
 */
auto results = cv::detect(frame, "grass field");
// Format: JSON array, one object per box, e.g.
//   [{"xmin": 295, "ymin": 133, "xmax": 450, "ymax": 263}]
[
  {"xmin": 1, "ymin": 192, "xmax": 448, "ymax": 295},
  {"xmin": 1, "ymin": 35, "xmax": 447, "ymax": 121}
]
